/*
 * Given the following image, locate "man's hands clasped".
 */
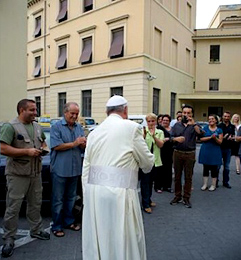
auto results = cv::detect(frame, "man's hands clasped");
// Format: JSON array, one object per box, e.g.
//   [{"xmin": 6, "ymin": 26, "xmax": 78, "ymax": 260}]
[{"xmin": 73, "ymin": 136, "xmax": 87, "ymax": 148}]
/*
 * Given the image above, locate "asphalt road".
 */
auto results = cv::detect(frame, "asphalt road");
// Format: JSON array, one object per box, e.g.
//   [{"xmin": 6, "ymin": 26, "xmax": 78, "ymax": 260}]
[{"xmin": 1, "ymin": 145, "xmax": 241, "ymax": 260}]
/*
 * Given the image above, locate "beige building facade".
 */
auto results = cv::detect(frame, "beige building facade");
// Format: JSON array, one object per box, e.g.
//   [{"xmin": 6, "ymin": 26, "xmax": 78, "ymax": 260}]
[
  {"xmin": 181, "ymin": 4, "xmax": 241, "ymax": 120},
  {"xmin": 27, "ymin": 0, "xmax": 196, "ymax": 123},
  {"xmin": 0, "ymin": 0, "xmax": 27, "ymax": 122}
]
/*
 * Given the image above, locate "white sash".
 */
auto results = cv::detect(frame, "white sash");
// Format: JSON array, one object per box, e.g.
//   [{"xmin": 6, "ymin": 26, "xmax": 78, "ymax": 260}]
[{"xmin": 88, "ymin": 165, "xmax": 138, "ymax": 189}]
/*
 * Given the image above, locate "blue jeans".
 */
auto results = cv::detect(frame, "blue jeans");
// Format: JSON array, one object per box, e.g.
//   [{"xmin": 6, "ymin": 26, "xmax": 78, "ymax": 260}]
[
  {"xmin": 51, "ymin": 173, "xmax": 79, "ymax": 231},
  {"xmin": 218, "ymin": 148, "xmax": 231, "ymax": 185}
]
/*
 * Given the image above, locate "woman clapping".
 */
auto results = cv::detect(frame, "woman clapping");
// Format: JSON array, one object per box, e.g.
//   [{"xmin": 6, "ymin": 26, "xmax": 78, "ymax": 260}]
[{"xmin": 198, "ymin": 114, "xmax": 223, "ymax": 191}]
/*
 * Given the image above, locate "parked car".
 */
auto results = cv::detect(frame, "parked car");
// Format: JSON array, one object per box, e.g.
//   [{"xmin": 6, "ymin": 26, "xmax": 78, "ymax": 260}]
[
  {"xmin": 196, "ymin": 121, "xmax": 208, "ymax": 143},
  {"xmin": 50, "ymin": 117, "xmax": 61, "ymax": 127},
  {"xmin": 0, "ymin": 127, "xmax": 83, "ymax": 217},
  {"xmin": 78, "ymin": 117, "xmax": 98, "ymax": 136},
  {"xmin": 196, "ymin": 121, "xmax": 208, "ymax": 129},
  {"xmin": 38, "ymin": 114, "xmax": 51, "ymax": 127},
  {"xmin": 128, "ymin": 115, "xmax": 147, "ymax": 127}
]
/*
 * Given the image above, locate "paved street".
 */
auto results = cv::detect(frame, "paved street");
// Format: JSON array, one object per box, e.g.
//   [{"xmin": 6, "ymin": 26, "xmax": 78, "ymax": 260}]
[{"xmin": 1, "ymin": 145, "xmax": 241, "ymax": 260}]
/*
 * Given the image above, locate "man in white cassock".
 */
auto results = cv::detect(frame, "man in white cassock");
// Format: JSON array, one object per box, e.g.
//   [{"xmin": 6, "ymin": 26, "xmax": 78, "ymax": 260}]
[{"xmin": 82, "ymin": 95, "xmax": 155, "ymax": 260}]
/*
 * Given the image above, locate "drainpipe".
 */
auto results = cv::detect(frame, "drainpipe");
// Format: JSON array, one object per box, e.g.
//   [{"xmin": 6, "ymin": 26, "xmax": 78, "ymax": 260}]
[{"xmin": 43, "ymin": 0, "xmax": 47, "ymax": 113}]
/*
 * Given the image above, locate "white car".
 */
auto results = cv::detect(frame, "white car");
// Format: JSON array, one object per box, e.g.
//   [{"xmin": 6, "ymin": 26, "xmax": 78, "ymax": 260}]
[{"xmin": 128, "ymin": 115, "xmax": 147, "ymax": 127}]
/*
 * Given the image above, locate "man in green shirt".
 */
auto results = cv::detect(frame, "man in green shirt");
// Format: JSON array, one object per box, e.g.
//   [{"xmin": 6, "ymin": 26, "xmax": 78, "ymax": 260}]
[{"xmin": 0, "ymin": 99, "xmax": 50, "ymax": 258}]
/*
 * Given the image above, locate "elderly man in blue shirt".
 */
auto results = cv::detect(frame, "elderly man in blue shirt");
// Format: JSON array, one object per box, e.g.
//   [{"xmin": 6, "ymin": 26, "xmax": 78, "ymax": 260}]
[{"xmin": 50, "ymin": 102, "xmax": 86, "ymax": 237}]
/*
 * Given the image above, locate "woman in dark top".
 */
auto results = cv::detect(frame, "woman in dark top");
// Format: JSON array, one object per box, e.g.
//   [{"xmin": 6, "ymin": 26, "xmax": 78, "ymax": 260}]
[{"xmin": 156, "ymin": 114, "xmax": 174, "ymax": 192}]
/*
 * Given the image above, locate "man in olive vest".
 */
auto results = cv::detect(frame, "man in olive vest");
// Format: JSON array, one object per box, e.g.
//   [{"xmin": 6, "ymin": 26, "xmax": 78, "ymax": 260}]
[{"xmin": 0, "ymin": 99, "xmax": 50, "ymax": 258}]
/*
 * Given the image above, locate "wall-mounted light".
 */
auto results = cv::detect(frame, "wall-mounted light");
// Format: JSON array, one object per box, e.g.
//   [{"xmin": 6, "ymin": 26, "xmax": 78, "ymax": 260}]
[{"xmin": 147, "ymin": 74, "xmax": 157, "ymax": 81}]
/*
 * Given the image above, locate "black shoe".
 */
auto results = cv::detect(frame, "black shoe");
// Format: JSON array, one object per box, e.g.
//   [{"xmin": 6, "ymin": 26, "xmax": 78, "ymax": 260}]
[
  {"xmin": 30, "ymin": 230, "xmax": 50, "ymax": 240},
  {"xmin": 223, "ymin": 183, "xmax": 232, "ymax": 189},
  {"xmin": 2, "ymin": 242, "xmax": 14, "ymax": 258},
  {"xmin": 183, "ymin": 198, "xmax": 192, "ymax": 208},
  {"xmin": 170, "ymin": 197, "xmax": 182, "ymax": 205}
]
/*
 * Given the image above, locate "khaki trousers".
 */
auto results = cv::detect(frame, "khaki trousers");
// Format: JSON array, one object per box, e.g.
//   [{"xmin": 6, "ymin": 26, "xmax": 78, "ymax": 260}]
[{"xmin": 3, "ymin": 174, "xmax": 43, "ymax": 242}]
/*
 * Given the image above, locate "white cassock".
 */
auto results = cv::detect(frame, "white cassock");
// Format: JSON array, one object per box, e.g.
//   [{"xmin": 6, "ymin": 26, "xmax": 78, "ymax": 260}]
[{"xmin": 82, "ymin": 114, "xmax": 154, "ymax": 260}]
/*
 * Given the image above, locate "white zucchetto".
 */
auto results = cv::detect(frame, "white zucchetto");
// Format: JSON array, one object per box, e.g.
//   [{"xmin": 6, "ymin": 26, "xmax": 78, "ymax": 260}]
[{"xmin": 106, "ymin": 95, "xmax": 128, "ymax": 107}]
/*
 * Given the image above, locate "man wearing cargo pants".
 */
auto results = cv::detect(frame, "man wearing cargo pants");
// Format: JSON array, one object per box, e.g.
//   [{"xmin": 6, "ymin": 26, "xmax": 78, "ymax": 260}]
[{"xmin": 0, "ymin": 99, "xmax": 50, "ymax": 258}]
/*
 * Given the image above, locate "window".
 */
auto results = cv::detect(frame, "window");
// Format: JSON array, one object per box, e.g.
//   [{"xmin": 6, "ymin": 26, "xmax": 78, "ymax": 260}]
[
  {"xmin": 34, "ymin": 16, "xmax": 41, "ymax": 38},
  {"xmin": 84, "ymin": 0, "xmax": 93, "ymax": 12},
  {"xmin": 82, "ymin": 90, "xmax": 92, "ymax": 117},
  {"xmin": 209, "ymin": 79, "xmax": 219, "ymax": 91},
  {"xmin": 56, "ymin": 44, "xmax": 67, "ymax": 70},
  {"xmin": 35, "ymin": 96, "xmax": 41, "ymax": 117},
  {"xmin": 208, "ymin": 107, "xmax": 223, "ymax": 118},
  {"xmin": 58, "ymin": 92, "xmax": 66, "ymax": 117},
  {"xmin": 57, "ymin": 0, "xmax": 68, "ymax": 23},
  {"xmin": 79, "ymin": 37, "xmax": 92, "ymax": 64},
  {"xmin": 172, "ymin": 0, "xmax": 179, "ymax": 17},
  {"xmin": 33, "ymin": 56, "xmax": 41, "ymax": 77},
  {"xmin": 153, "ymin": 88, "xmax": 160, "ymax": 115},
  {"xmin": 170, "ymin": 92, "xmax": 176, "ymax": 119},
  {"xmin": 186, "ymin": 48, "xmax": 191, "ymax": 73},
  {"xmin": 210, "ymin": 45, "xmax": 220, "ymax": 62},
  {"xmin": 110, "ymin": 87, "xmax": 123, "ymax": 96},
  {"xmin": 108, "ymin": 27, "xmax": 124, "ymax": 59},
  {"xmin": 187, "ymin": 2, "xmax": 192, "ymax": 28},
  {"xmin": 171, "ymin": 39, "xmax": 178, "ymax": 67},
  {"xmin": 154, "ymin": 27, "xmax": 162, "ymax": 60}
]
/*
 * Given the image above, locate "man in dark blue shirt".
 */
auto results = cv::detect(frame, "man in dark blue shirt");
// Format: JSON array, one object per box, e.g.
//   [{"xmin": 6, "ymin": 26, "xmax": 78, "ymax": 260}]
[
  {"xmin": 50, "ymin": 102, "xmax": 86, "ymax": 237},
  {"xmin": 218, "ymin": 111, "xmax": 235, "ymax": 188},
  {"xmin": 170, "ymin": 105, "xmax": 202, "ymax": 208}
]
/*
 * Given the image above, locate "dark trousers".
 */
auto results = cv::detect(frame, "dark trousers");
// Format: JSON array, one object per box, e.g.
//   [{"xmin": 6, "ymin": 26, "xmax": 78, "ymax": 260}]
[
  {"xmin": 203, "ymin": 165, "xmax": 219, "ymax": 178},
  {"xmin": 158, "ymin": 161, "xmax": 173, "ymax": 190},
  {"xmin": 140, "ymin": 166, "xmax": 159, "ymax": 208},
  {"xmin": 218, "ymin": 148, "xmax": 231, "ymax": 185},
  {"xmin": 173, "ymin": 150, "xmax": 196, "ymax": 199}
]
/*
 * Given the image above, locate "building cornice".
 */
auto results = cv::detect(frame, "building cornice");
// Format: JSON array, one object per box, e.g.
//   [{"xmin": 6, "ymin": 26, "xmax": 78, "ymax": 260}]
[
  {"xmin": 77, "ymin": 25, "xmax": 97, "ymax": 34},
  {"xmin": 50, "ymin": 68, "xmax": 149, "ymax": 86},
  {"xmin": 32, "ymin": 8, "xmax": 44, "ymax": 16},
  {"xmin": 105, "ymin": 14, "xmax": 129, "ymax": 25},
  {"xmin": 54, "ymin": 34, "xmax": 71, "ymax": 42},
  {"xmin": 28, "ymin": 0, "xmax": 42, "ymax": 8},
  {"xmin": 179, "ymin": 92, "xmax": 241, "ymax": 100},
  {"xmin": 193, "ymin": 34, "xmax": 241, "ymax": 40},
  {"xmin": 32, "ymin": 48, "xmax": 43, "ymax": 54}
]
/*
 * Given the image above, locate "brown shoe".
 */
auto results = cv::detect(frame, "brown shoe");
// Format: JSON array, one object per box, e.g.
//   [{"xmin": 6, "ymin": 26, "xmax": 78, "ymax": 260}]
[
  {"xmin": 144, "ymin": 208, "xmax": 152, "ymax": 214},
  {"xmin": 170, "ymin": 197, "xmax": 182, "ymax": 205},
  {"xmin": 150, "ymin": 202, "xmax": 156, "ymax": 207}
]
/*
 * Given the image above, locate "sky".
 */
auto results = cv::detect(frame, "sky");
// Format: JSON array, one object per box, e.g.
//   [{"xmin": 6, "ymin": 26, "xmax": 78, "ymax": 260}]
[{"xmin": 196, "ymin": 0, "xmax": 241, "ymax": 29}]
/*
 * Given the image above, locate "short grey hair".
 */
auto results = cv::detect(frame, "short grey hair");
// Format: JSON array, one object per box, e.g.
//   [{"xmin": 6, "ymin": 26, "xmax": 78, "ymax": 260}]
[
  {"xmin": 64, "ymin": 102, "xmax": 79, "ymax": 113},
  {"xmin": 106, "ymin": 104, "xmax": 127, "ymax": 115}
]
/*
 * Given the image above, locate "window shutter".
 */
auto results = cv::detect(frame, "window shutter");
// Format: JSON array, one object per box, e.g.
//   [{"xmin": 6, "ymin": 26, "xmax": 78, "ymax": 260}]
[
  {"xmin": 79, "ymin": 37, "xmax": 92, "ymax": 64},
  {"xmin": 108, "ymin": 28, "xmax": 124, "ymax": 58}
]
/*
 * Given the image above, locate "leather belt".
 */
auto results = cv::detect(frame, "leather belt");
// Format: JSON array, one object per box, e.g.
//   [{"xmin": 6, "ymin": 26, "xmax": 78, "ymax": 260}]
[{"xmin": 174, "ymin": 149, "xmax": 195, "ymax": 154}]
